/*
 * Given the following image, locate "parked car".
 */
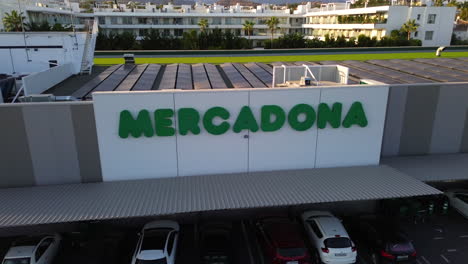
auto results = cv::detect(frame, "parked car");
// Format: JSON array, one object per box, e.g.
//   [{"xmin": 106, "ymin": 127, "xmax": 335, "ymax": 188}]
[
  {"xmin": 2, "ymin": 234, "xmax": 62, "ymax": 264},
  {"xmin": 255, "ymin": 216, "xmax": 311, "ymax": 264},
  {"xmin": 446, "ymin": 190, "xmax": 468, "ymax": 218},
  {"xmin": 301, "ymin": 211, "xmax": 356, "ymax": 264},
  {"xmin": 131, "ymin": 220, "xmax": 179, "ymax": 264},
  {"xmin": 199, "ymin": 223, "xmax": 233, "ymax": 264},
  {"xmin": 345, "ymin": 217, "xmax": 417, "ymax": 264}
]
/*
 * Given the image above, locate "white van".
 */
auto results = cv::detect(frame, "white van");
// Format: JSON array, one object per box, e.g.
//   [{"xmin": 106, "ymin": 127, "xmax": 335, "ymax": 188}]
[{"xmin": 301, "ymin": 211, "xmax": 356, "ymax": 264}]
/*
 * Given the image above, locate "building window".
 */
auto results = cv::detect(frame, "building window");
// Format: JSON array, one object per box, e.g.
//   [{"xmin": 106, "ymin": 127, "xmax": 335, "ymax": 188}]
[
  {"xmin": 138, "ymin": 17, "xmax": 147, "ymax": 24},
  {"xmin": 122, "ymin": 17, "xmax": 133, "ymax": 25},
  {"xmin": 425, "ymin": 31, "xmax": 434, "ymax": 40},
  {"xmin": 416, "ymin": 14, "xmax": 421, "ymax": 20},
  {"xmin": 427, "ymin": 14, "xmax": 436, "ymax": 24},
  {"xmin": 212, "ymin": 17, "xmax": 222, "ymax": 25},
  {"xmin": 414, "ymin": 31, "xmax": 418, "ymax": 37},
  {"xmin": 173, "ymin": 18, "xmax": 182, "ymax": 25},
  {"xmin": 98, "ymin": 17, "xmax": 105, "ymax": 25},
  {"xmin": 163, "ymin": 18, "xmax": 170, "ymax": 25},
  {"xmin": 163, "ymin": 29, "xmax": 170, "ymax": 36},
  {"xmin": 152, "ymin": 18, "xmax": 159, "ymax": 25},
  {"xmin": 174, "ymin": 29, "xmax": 183, "ymax": 37},
  {"xmin": 139, "ymin": 29, "xmax": 147, "ymax": 36},
  {"xmin": 110, "ymin": 17, "xmax": 118, "ymax": 24}
]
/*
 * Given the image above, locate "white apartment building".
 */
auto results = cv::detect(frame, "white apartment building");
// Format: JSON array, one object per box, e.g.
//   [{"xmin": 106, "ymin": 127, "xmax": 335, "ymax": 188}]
[
  {"xmin": 15, "ymin": 0, "xmax": 456, "ymax": 47},
  {"xmin": 302, "ymin": 2, "xmax": 456, "ymax": 46}
]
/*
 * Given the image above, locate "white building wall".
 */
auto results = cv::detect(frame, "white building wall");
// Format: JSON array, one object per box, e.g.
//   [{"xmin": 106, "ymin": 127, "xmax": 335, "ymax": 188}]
[{"xmin": 0, "ymin": 32, "xmax": 88, "ymax": 75}]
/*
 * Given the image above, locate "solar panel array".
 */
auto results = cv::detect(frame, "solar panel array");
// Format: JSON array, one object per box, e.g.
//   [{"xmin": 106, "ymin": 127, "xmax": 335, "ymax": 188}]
[
  {"xmin": 192, "ymin": 63, "xmax": 212, "ymax": 89},
  {"xmin": 132, "ymin": 64, "xmax": 161, "ymax": 91},
  {"xmin": 69, "ymin": 57, "xmax": 468, "ymax": 98},
  {"xmin": 159, "ymin": 64, "xmax": 178, "ymax": 89}
]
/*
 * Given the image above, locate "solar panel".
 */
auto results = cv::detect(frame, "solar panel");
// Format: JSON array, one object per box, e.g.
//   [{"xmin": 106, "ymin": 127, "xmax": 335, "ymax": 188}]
[
  {"xmin": 115, "ymin": 64, "xmax": 148, "ymax": 91},
  {"xmin": 204, "ymin": 63, "xmax": 227, "ymax": 89},
  {"xmin": 88, "ymin": 64, "xmax": 135, "ymax": 98},
  {"xmin": 244, "ymin": 63, "xmax": 272, "ymax": 87},
  {"xmin": 71, "ymin": 64, "xmax": 121, "ymax": 99},
  {"xmin": 159, "ymin": 64, "xmax": 178, "ymax": 90},
  {"xmin": 232, "ymin": 63, "xmax": 267, "ymax": 88},
  {"xmin": 132, "ymin": 64, "xmax": 161, "ymax": 91},
  {"xmin": 255, "ymin": 63, "xmax": 273, "ymax": 74},
  {"xmin": 192, "ymin": 63, "xmax": 211, "ymax": 89},
  {"xmin": 220, "ymin": 63, "xmax": 251, "ymax": 88},
  {"xmin": 176, "ymin": 63, "xmax": 193, "ymax": 90}
]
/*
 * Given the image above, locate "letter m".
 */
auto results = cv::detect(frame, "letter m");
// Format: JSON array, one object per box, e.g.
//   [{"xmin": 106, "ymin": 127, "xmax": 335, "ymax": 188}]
[{"xmin": 119, "ymin": 110, "xmax": 154, "ymax": 138}]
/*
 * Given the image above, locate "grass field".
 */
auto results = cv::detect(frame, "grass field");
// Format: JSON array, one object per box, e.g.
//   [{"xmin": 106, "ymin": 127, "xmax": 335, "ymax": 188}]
[{"xmin": 94, "ymin": 52, "xmax": 468, "ymax": 65}]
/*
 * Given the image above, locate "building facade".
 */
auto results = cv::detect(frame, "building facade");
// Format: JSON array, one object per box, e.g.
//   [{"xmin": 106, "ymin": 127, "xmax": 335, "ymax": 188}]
[{"xmin": 18, "ymin": 1, "xmax": 455, "ymax": 47}]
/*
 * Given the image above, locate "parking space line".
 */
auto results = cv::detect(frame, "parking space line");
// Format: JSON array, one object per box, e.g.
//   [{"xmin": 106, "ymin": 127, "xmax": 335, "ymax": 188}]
[
  {"xmin": 416, "ymin": 259, "xmax": 422, "ymax": 264},
  {"xmin": 433, "ymin": 237, "xmax": 445, "ymax": 240},
  {"xmin": 421, "ymin": 256, "xmax": 431, "ymax": 264},
  {"xmin": 447, "ymin": 249, "xmax": 457, "ymax": 252},
  {"xmin": 440, "ymin": 254, "xmax": 450, "ymax": 263},
  {"xmin": 459, "ymin": 235, "xmax": 468, "ymax": 238}
]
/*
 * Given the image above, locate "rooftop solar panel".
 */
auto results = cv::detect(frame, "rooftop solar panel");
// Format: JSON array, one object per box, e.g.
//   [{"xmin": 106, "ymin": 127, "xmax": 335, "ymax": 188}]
[
  {"xmin": 71, "ymin": 64, "xmax": 121, "ymax": 99},
  {"xmin": 220, "ymin": 63, "xmax": 251, "ymax": 88},
  {"xmin": 204, "ymin": 63, "xmax": 228, "ymax": 89},
  {"xmin": 159, "ymin": 64, "xmax": 178, "ymax": 90},
  {"xmin": 232, "ymin": 63, "xmax": 267, "ymax": 88},
  {"xmin": 115, "ymin": 64, "xmax": 148, "ymax": 91},
  {"xmin": 192, "ymin": 63, "xmax": 211, "ymax": 89},
  {"xmin": 255, "ymin": 63, "xmax": 273, "ymax": 74},
  {"xmin": 88, "ymin": 64, "xmax": 135, "ymax": 98},
  {"xmin": 132, "ymin": 64, "xmax": 161, "ymax": 91},
  {"xmin": 244, "ymin": 63, "xmax": 272, "ymax": 87},
  {"xmin": 176, "ymin": 64, "xmax": 193, "ymax": 90}
]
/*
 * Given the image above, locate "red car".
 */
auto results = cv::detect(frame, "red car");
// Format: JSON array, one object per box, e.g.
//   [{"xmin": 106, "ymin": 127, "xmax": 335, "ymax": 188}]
[{"xmin": 255, "ymin": 217, "xmax": 312, "ymax": 264}]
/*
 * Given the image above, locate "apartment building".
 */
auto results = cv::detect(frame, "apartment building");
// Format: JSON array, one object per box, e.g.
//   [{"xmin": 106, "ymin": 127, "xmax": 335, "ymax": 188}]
[
  {"xmin": 20, "ymin": 0, "xmax": 455, "ymax": 47},
  {"xmin": 301, "ymin": 2, "xmax": 456, "ymax": 46}
]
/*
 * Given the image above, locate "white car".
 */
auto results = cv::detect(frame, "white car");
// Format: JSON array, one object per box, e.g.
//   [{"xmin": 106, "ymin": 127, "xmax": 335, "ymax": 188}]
[
  {"xmin": 446, "ymin": 190, "xmax": 468, "ymax": 218},
  {"xmin": 2, "ymin": 234, "xmax": 62, "ymax": 264},
  {"xmin": 131, "ymin": 220, "xmax": 179, "ymax": 264},
  {"xmin": 301, "ymin": 211, "xmax": 356, "ymax": 264}
]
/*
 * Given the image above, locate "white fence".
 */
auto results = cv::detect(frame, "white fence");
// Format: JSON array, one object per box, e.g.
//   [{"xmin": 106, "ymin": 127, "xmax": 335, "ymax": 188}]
[{"xmin": 22, "ymin": 63, "xmax": 73, "ymax": 96}]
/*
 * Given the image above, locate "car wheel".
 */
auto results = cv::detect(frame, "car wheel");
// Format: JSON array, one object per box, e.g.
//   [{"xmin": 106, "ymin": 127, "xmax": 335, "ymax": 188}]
[{"xmin": 371, "ymin": 253, "xmax": 380, "ymax": 264}]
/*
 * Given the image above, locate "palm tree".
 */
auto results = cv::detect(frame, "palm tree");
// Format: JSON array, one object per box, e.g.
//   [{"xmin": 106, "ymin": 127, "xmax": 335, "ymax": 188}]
[
  {"xmin": 2, "ymin": 10, "xmax": 26, "ymax": 32},
  {"xmin": 198, "ymin": 18, "xmax": 209, "ymax": 34},
  {"xmin": 400, "ymin": 19, "xmax": 419, "ymax": 40},
  {"xmin": 242, "ymin": 20, "xmax": 255, "ymax": 41},
  {"xmin": 266, "ymin": 17, "xmax": 280, "ymax": 48}
]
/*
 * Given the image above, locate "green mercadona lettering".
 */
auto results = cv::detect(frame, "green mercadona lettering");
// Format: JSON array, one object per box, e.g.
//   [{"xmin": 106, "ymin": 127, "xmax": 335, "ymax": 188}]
[{"xmin": 118, "ymin": 102, "xmax": 368, "ymax": 138}]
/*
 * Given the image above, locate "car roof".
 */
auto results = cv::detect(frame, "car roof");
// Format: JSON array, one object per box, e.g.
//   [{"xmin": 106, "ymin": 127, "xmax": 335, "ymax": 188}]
[
  {"xmin": 12, "ymin": 236, "xmax": 44, "ymax": 247},
  {"xmin": 4, "ymin": 246, "xmax": 36, "ymax": 259},
  {"xmin": 315, "ymin": 217, "xmax": 349, "ymax": 238},
  {"xmin": 263, "ymin": 222, "xmax": 305, "ymax": 248}
]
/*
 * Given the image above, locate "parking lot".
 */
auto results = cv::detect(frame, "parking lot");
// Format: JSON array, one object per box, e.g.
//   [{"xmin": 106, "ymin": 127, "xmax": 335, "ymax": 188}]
[{"xmin": 0, "ymin": 200, "xmax": 467, "ymax": 264}]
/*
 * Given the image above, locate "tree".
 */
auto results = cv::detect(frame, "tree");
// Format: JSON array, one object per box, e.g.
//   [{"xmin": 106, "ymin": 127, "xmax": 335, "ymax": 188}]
[
  {"xmin": 2, "ymin": 10, "xmax": 26, "ymax": 32},
  {"xmin": 266, "ymin": 17, "xmax": 280, "ymax": 48},
  {"xmin": 434, "ymin": 0, "xmax": 444, "ymax": 6},
  {"xmin": 26, "ymin": 21, "xmax": 51, "ymax": 31},
  {"xmin": 242, "ymin": 20, "xmax": 255, "ymax": 43},
  {"xmin": 400, "ymin": 19, "xmax": 419, "ymax": 40},
  {"xmin": 198, "ymin": 18, "xmax": 209, "ymax": 34}
]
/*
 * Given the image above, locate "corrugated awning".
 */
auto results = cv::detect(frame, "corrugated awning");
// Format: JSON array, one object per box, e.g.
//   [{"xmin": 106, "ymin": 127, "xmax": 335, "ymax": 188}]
[{"xmin": 0, "ymin": 165, "xmax": 441, "ymax": 228}]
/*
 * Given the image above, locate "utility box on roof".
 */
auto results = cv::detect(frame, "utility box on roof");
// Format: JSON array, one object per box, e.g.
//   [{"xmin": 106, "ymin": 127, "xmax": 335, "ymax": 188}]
[{"xmin": 273, "ymin": 64, "xmax": 349, "ymax": 88}]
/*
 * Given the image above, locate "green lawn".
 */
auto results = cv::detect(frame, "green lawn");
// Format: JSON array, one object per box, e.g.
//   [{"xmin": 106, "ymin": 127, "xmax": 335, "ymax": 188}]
[{"xmin": 94, "ymin": 52, "xmax": 468, "ymax": 65}]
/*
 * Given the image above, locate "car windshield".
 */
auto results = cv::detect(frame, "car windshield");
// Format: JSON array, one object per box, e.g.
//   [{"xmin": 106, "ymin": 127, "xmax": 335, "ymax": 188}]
[
  {"xmin": 136, "ymin": 258, "xmax": 167, "ymax": 264},
  {"xmin": 277, "ymin": 248, "xmax": 306, "ymax": 257},
  {"xmin": 3, "ymin": 258, "xmax": 31, "ymax": 264},
  {"xmin": 324, "ymin": 237, "xmax": 351, "ymax": 248},
  {"xmin": 141, "ymin": 228, "xmax": 172, "ymax": 250}
]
